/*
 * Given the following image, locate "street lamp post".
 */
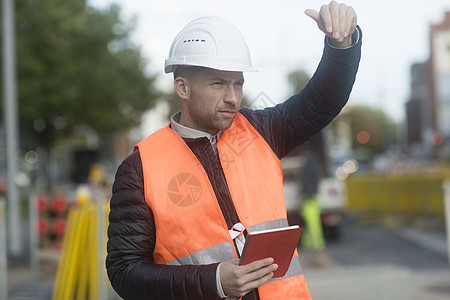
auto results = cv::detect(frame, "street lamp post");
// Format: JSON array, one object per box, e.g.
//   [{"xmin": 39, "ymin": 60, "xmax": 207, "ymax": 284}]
[{"xmin": 2, "ymin": 0, "xmax": 22, "ymax": 257}]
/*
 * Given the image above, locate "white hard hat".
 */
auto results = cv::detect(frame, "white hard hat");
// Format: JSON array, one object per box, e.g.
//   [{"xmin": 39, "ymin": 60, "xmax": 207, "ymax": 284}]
[{"xmin": 165, "ymin": 16, "xmax": 257, "ymax": 73}]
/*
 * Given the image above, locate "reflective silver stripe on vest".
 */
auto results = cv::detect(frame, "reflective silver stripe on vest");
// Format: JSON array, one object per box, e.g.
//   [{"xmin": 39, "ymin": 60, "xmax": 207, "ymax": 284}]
[
  {"xmin": 248, "ymin": 218, "xmax": 289, "ymax": 232},
  {"xmin": 165, "ymin": 219, "xmax": 303, "ymax": 280},
  {"xmin": 165, "ymin": 241, "xmax": 235, "ymax": 266},
  {"xmin": 249, "ymin": 219, "xmax": 304, "ymax": 279}
]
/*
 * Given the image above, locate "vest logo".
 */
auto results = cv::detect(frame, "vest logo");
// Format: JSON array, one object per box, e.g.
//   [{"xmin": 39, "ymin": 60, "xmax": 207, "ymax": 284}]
[{"xmin": 167, "ymin": 173, "xmax": 202, "ymax": 207}]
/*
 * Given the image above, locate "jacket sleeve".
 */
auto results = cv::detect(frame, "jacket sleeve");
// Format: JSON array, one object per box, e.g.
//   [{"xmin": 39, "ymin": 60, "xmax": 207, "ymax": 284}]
[
  {"xmin": 240, "ymin": 26, "xmax": 362, "ymax": 159},
  {"xmin": 106, "ymin": 151, "xmax": 220, "ymax": 300}
]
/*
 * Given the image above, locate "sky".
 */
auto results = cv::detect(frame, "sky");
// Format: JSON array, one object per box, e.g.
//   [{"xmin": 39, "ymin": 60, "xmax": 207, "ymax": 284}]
[{"xmin": 88, "ymin": 0, "xmax": 450, "ymax": 128}]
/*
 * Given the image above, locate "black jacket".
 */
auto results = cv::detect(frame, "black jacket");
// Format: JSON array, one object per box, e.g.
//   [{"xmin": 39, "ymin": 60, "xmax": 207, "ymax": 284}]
[{"xmin": 107, "ymin": 28, "xmax": 362, "ymax": 300}]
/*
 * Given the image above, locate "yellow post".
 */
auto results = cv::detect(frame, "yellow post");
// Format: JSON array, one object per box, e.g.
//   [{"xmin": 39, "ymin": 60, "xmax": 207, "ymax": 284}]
[
  {"xmin": 52, "ymin": 208, "xmax": 79, "ymax": 300},
  {"xmin": 51, "ymin": 186, "xmax": 110, "ymax": 300},
  {"xmin": 75, "ymin": 204, "xmax": 91, "ymax": 300},
  {"xmin": 62, "ymin": 206, "xmax": 88, "ymax": 300},
  {"xmin": 89, "ymin": 204, "xmax": 99, "ymax": 300}
]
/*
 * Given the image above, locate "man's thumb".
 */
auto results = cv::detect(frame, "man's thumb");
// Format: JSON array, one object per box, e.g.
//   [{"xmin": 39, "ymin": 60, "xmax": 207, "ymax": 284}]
[{"xmin": 304, "ymin": 9, "xmax": 320, "ymax": 21}]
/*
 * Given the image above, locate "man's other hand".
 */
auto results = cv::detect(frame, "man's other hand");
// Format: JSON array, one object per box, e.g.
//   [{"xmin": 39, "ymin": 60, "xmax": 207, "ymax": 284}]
[{"xmin": 220, "ymin": 257, "xmax": 278, "ymax": 297}]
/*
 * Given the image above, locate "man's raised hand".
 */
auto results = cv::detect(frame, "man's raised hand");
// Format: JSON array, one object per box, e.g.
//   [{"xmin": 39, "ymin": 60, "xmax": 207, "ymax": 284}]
[{"xmin": 305, "ymin": 1, "xmax": 357, "ymax": 48}]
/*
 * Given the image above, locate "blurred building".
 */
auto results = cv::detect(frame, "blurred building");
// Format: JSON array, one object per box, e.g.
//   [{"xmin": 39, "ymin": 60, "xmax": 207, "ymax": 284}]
[
  {"xmin": 430, "ymin": 12, "xmax": 450, "ymax": 145},
  {"xmin": 406, "ymin": 11, "xmax": 450, "ymax": 157},
  {"xmin": 406, "ymin": 62, "xmax": 428, "ymax": 145}
]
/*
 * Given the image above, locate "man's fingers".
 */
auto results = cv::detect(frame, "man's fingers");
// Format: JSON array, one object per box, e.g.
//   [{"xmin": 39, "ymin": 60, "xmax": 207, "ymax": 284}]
[
  {"xmin": 339, "ymin": 5, "xmax": 356, "ymax": 39},
  {"xmin": 222, "ymin": 258, "xmax": 277, "ymax": 297},
  {"xmin": 339, "ymin": 4, "xmax": 348, "ymax": 38},
  {"xmin": 239, "ymin": 258, "xmax": 277, "ymax": 284},
  {"xmin": 347, "ymin": 7, "xmax": 357, "ymax": 37},
  {"xmin": 234, "ymin": 271, "xmax": 274, "ymax": 297},
  {"xmin": 246, "ymin": 260, "xmax": 277, "ymax": 278},
  {"xmin": 319, "ymin": 4, "xmax": 333, "ymax": 34},
  {"xmin": 249, "ymin": 270, "xmax": 275, "ymax": 290},
  {"xmin": 238, "ymin": 261, "xmax": 277, "ymax": 294},
  {"xmin": 328, "ymin": 1, "xmax": 341, "ymax": 39},
  {"xmin": 240, "ymin": 257, "xmax": 274, "ymax": 273}
]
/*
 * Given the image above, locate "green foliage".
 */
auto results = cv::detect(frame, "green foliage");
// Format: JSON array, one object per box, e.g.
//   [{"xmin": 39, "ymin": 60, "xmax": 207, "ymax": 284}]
[
  {"xmin": 333, "ymin": 105, "xmax": 397, "ymax": 154},
  {"xmin": 288, "ymin": 69, "xmax": 310, "ymax": 94},
  {"xmin": 10, "ymin": 0, "xmax": 159, "ymax": 148},
  {"xmin": 164, "ymin": 89, "xmax": 181, "ymax": 120}
]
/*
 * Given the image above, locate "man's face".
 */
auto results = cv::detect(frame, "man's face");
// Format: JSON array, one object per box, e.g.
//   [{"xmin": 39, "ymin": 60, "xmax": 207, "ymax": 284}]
[{"xmin": 179, "ymin": 68, "xmax": 244, "ymax": 135}]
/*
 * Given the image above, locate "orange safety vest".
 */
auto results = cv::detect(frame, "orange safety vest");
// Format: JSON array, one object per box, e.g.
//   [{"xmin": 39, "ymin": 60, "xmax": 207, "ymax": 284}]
[{"xmin": 135, "ymin": 113, "xmax": 311, "ymax": 300}]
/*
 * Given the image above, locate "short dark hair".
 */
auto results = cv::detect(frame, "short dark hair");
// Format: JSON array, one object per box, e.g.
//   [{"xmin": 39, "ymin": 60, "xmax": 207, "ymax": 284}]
[
  {"xmin": 173, "ymin": 65, "xmax": 207, "ymax": 80},
  {"xmin": 173, "ymin": 65, "xmax": 184, "ymax": 79}
]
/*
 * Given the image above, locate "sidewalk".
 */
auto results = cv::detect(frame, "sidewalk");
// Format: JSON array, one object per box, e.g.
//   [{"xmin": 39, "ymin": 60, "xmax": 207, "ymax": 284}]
[
  {"xmin": 391, "ymin": 226, "xmax": 448, "ymax": 260},
  {"xmin": 7, "ymin": 249, "xmax": 58, "ymax": 300},
  {"xmin": 305, "ymin": 264, "xmax": 450, "ymax": 300},
  {"xmin": 300, "ymin": 219, "xmax": 450, "ymax": 300}
]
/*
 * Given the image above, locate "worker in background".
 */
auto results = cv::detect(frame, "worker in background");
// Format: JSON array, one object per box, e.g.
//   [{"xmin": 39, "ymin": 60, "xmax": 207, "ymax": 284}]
[{"xmin": 300, "ymin": 151, "xmax": 326, "ymax": 251}]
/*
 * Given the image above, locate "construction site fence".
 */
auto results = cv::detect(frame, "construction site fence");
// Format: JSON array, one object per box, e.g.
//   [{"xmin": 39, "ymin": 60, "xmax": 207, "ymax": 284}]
[{"xmin": 345, "ymin": 175, "xmax": 447, "ymax": 218}]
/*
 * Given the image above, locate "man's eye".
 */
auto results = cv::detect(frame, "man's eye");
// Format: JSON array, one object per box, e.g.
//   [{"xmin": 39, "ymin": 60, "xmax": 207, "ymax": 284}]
[{"xmin": 213, "ymin": 81, "xmax": 224, "ymax": 85}]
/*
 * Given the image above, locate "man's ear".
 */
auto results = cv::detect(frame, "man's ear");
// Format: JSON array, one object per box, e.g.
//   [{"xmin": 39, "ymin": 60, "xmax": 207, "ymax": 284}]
[{"xmin": 174, "ymin": 77, "xmax": 189, "ymax": 100}]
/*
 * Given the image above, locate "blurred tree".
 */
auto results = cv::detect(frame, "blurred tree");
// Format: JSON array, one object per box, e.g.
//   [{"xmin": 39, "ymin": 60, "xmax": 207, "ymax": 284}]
[
  {"xmin": 285, "ymin": 69, "xmax": 327, "ymax": 167},
  {"xmin": 9, "ymin": 0, "xmax": 159, "ymax": 150},
  {"xmin": 288, "ymin": 69, "xmax": 310, "ymax": 94},
  {"xmin": 165, "ymin": 90, "xmax": 181, "ymax": 120},
  {"xmin": 331, "ymin": 105, "xmax": 397, "ymax": 155}
]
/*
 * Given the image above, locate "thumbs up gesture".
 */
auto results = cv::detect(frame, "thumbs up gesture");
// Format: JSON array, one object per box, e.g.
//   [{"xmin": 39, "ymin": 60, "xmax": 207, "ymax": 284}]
[{"xmin": 305, "ymin": 1, "xmax": 357, "ymax": 48}]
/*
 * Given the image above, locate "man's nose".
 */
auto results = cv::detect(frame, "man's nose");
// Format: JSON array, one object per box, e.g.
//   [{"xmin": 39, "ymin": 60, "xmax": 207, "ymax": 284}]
[{"xmin": 224, "ymin": 85, "xmax": 240, "ymax": 105}]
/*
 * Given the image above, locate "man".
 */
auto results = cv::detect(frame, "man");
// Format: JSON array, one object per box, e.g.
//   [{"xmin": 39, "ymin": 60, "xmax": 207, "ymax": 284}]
[{"xmin": 106, "ymin": 1, "xmax": 361, "ymax": 299}]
